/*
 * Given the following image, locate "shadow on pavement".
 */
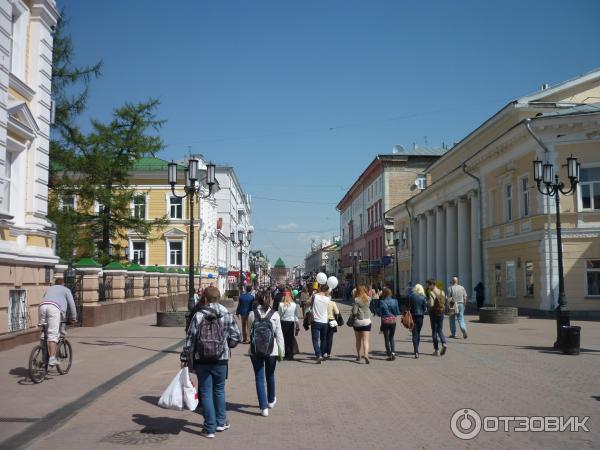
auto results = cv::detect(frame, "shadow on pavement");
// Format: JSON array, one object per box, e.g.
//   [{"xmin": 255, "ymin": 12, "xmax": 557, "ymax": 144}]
[
  {"xmin": 139, "ymin": 396, "xmax": 160, "ymax": 406},
  {"xmin": 79, "ymin": 340, "xmax": 180, "ymax": 354},
  {"xmin": 227, "ymin": 402, "xmax": 261, "ymax": 416},
  {"xmin": 9, "ymin": 366, "xmax": 29, "ymax": 378},
  {"xmin": 592, "ymin": 396, "xmax": 600, "ymax": 401},
  {"xmin": 516, "ymin": 345, "xmax": 600, "ymax": 355},
  {"xmin": 131, "ymin": 413, "xmax": 194, "ymax": 435}
]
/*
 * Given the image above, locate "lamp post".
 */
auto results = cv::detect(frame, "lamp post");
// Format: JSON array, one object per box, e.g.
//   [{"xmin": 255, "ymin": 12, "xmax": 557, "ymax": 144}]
[
  {"xmin": 386, "ymin": 229, "xmax": 405, "ymax": 298},
  {"xmin": 528, "ymin": 121, "xmax": 580, "ymax": 349},
  {"xmin": 230, "ymin": 227, "xmax": 253, "ymax": 291},
  {"xmin": 167, "ymin": 159, "xmax": 218, "ymax": 311}
]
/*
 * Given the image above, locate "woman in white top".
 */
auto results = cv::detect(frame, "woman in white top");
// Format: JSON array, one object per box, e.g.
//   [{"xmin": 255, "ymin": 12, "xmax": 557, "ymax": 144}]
[
  {"xmin": 278, "ymin": 289, "xmax": 300, "ymax": 360},
  {"xmin": 248, "ymin": 290, "xmax": 285, "ymax": 417}
]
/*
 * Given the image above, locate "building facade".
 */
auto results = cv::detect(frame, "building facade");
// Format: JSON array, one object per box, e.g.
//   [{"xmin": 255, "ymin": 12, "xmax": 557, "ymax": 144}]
[
  {"xmin": 0, "ymin": 0, "xmax": 59, "ymax": 335},
  {"xmin": 304, "ymin": 238, "xmax": 340, "ymax": 276},
  {"xmin": 214, "ymin": 166, "xmax": 253, "ymax": 290},
  {"xmin": 387, "ymin": 69, "xmax": 600, "ymax": 314},
  {"xmin": 337, "ymin": 151, "xmax": 446, "ymax": 286},
  {"xmin": 270, "ymin": 258, "xmax": 290, "ymax": 285}
]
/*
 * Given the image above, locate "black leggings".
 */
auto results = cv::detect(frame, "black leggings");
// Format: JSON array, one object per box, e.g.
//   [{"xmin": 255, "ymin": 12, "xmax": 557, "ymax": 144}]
[
  {"xmin": 281, "ymin": 320, "xmax": 295, "ymax": 358},
  {"xmin": 381, "ymin": 322, "xmax": 396, "ymax": 356},
  {"xmin": 411, "ymin": 315, "xmax": 424, "ymax": 354}
]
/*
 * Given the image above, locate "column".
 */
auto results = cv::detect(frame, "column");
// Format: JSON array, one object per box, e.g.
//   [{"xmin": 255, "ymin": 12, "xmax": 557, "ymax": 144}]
[
  {"xmin": 104, "ymin": 270, "xmax": 126, "ymax": 301},
  {"xmin": 445, "ymin": 201, "xmax": 458, "ymax": 286},
  {"xmin": 418, "ymin": 214, "xmax": 427, "ymax": 284},
  {"xmin": 435, "ymin": 206, "xmax": 446, "ymax": 283},
  {"xmin": 426, "ymin": 210, "xmax": 436, "ymax": 280},
  {"xmin": 457, "ymin": 196, "xmax": 471, "ymax": 295},
  {"xmin": 470, "ymin": 191, "xmax": 482, "ymax": 299},
  {"xmin": 411, "ymin": 218, "xmax": 419, "ymax": 284},
  {"xmin": 158, "ymin": 273, "xmax": 168, "ymax": 297}
]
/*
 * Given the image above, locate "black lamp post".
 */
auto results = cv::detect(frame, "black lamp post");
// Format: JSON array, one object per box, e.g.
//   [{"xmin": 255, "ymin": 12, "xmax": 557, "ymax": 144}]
[
  {"xmin": 386, "ymin": 229, "xmax": 405, "ymax": 298},
  {"xmin": 528, "ymin": 121, "xmax": 580, "ymax": 349},
  {"xmin": 230, "ymin": 227, "xmax": 253, "ymax": 291},
  {"xmin": 167, "ymin": 159, "xmax": 217, "ymax": 311}
]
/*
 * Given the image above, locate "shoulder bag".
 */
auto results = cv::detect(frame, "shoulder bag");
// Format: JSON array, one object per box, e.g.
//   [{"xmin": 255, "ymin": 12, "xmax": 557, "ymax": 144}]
[{"xmin": 400, "ymin": 296, "xmax": 414, "ymax": 330}]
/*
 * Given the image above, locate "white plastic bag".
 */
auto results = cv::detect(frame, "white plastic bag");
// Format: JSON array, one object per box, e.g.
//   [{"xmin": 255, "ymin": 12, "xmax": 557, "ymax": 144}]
[
  {"xmin": 182, "ymin": 368, "xmax": 199, "ymax": 411},
  {"xmin": 158, "ymin": 368, "xmax": 187, "ymax": 411}
]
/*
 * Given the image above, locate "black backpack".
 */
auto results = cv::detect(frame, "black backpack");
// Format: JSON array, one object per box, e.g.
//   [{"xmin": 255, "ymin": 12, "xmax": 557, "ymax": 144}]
[
  {"xmin": 196, "ymin": 307, "xmax": 226, "ymax": 362},
  {"xmin": 250, "ymin": 308, "xmax": 275, "ymax": 357}
]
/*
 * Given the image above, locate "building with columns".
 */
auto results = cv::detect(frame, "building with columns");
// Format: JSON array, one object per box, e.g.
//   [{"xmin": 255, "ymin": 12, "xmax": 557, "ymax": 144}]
[
  {"xmin": 0, "ymin": 1, "xmax": 59, "ymax": 335},
  {"xmin": 337, "ymin": 150, "xmax": 446, "ymax": 286},
  {"xmin": 388, "ymin": 68, "xmax": 600, "ymax": 314}
]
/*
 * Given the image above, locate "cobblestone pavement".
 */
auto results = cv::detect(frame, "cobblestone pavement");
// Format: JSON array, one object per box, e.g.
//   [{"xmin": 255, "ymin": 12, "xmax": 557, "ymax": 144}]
[{"xmin": 1, "ymin": 302, "xmax": 599, "ymax": 449}]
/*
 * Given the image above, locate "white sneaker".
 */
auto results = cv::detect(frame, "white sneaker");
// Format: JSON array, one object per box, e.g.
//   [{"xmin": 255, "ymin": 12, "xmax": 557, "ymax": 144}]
[
  {"xmin": 268, "ymin": 397, "xmax": 277, "ymax": 409},
  {"xmin": 216, "ymin": 422, "xmax": 230, "ymax": 432},
  {"xmin": 48, "ymin": 356, "xmax": 58, "ymax": 366},
  {"xmin": 261, "ymin": 409, "xmax": 269, "ymax": 417}
]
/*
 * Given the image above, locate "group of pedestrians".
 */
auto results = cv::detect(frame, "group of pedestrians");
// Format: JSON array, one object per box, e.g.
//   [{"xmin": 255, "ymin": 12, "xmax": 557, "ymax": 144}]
[{"xmin": 179, "ymin": 276, "xmax": 472, "ymax": 439}]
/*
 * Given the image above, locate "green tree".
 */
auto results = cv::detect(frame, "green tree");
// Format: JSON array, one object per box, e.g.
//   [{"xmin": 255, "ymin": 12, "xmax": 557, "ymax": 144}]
[{"xmin": 70, "ymin": 99, "xmax": 169, "ymax": 265}]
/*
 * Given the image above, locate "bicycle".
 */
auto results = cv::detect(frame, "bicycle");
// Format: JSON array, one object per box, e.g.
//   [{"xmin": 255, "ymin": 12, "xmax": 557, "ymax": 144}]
[{"xmin": 28, "ymin": 322, "xmax": 73, "ymax": 384}]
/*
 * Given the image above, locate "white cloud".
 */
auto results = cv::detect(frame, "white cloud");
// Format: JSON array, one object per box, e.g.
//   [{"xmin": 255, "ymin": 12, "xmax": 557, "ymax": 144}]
[{"xmin": 275, "ymin": 222, "xmax": 298, "ymax": 230}]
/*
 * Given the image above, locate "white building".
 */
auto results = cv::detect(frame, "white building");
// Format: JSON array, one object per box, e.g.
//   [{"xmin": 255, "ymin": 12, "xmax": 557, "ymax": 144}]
[
  {"xmin": 0, "ymin": 0, "xmax": 59, "ymax": 336},
  {"xmin": 214, "ymin": 166, "xmax": 252, "ymax": 290}
]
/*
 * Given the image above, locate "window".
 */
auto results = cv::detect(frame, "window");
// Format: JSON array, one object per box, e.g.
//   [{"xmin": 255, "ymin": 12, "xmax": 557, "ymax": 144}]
[
  {"xmin": 494, "ymin": 264, "xmax": 502, "ymax": 297},
  {"xmin": 416, "ymin": 175, "xmax": 427, "ymax": 190},
  {"xmin": 524, "ymin": 261, "xmax": 534, "ymax": 296},
  {"xmin": 579, "ymin": 167, "xmax": 600, "ymax": 211},
  {"xmin": 169, "ymin": 196, "xmax": 183, "ymax": 219},
  {"xmin": 169, "ymin": 241, "xmax": 183, "ymax": 265},
  {"xmin": 133, "ymin": 195, "xmax": 146, "ymax": 219},
  {"xmin": 8, "ymin": 289, "xmax": 28, "ymax": 332},
  {"xmin": 505, "ymin": 184, "xmax": 513, "ymax": 222},
  {"xmin": 61, "ymin": 195, "xmax": 75, "ymax": 211},
  {"xmin": 506, "ymin": 261, "xmax": 516, "ymax": 298},
  {"xmin": 0, "ymin": 151, "xmax": 13, "ymax": 214},
  {"xmin": 10, "ymin": 1, "xmax": 29, "ymax": 80},
  {"xmin": 520, "ymin": 177, "xmax": 530, "ymax": 218},
  {"xmin": 132, "ymin": 241, "xmax": 146, "ymax": 265},
  {"xmin": 586, "ymin": 260, "xmax": 600, "ymax": 296}
]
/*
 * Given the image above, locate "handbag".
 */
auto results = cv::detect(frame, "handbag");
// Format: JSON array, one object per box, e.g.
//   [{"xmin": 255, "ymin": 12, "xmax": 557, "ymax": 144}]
[
  {"xmin": 336, "ymin": 312, "xmax": 344, "ymax": 327},
  {"xmin": 401, "ymin": 295, "xmax": 414, "ymax": 330},
  {"xmin": 346, "ymin": 314, "xmax": 355, "ymax": 327},
  {"xmin": 382, "ymin": 315, "xmax": 396, "ymax": 325}
]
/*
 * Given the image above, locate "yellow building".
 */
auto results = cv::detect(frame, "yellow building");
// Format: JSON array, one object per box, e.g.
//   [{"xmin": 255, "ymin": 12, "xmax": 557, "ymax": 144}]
[
  {"xmin": 387, "ymin": 69, "xmax": 600, "ymax": 316},
  {"xmin": 0, "ymin": 1, "xmax": 59, "ymax": 336}
]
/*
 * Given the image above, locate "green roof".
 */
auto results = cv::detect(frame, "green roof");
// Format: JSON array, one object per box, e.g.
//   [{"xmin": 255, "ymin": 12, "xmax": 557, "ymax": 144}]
[
  {"xmin": 132, "ymin": 157, "xmax": 185, "ymax": 171},
  {"xmin": 74, "ymin": 258, "xmax": 102, "ymax": 268},
  {"xmin": 104, "ymin": 261, "xmax": 127, "ymax": 270},
  {"xmin": 274, "ymin": 258, "xmax": 286, "ymax": 268}
]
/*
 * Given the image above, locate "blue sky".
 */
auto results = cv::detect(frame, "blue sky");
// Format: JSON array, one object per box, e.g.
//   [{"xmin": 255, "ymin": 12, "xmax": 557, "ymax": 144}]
[{"xmin": 62, "ymin": 0, "xmax": 600, "ymax": 267}]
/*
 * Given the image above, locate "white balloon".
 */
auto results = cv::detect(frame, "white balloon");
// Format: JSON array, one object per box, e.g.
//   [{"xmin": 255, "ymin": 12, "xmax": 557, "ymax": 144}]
[
  {"xmin": 316, "ymin": 272, "xmax": 328, "ymax": 284},
  {"xmin": 327, "ymin": 276, "xmax": 339, "ymax": 290}
]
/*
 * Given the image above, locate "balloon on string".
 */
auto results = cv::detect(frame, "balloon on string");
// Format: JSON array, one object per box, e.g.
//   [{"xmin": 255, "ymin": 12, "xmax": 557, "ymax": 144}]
[
  {"xmin": 251, "ymin": 273, "xmax": 257, "ymax": 280},
  {"xmin": 292, "ymin": 289, "xmax": 299, "ymax": 297},
  {"xmin": 316, "ymin": 272, "xmax": 328, "ymax": 285},
  {"xmin": 327, "ymin": 276, "xmax": 339, "ymax": 290}
]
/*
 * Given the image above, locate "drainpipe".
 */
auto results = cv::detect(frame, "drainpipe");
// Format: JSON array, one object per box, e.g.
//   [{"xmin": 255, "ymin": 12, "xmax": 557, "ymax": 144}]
[
  {"xmin": 462, "ymin": 164, "xmax": 485, "ymax": 296},
  {"xmin": 524, "ymin": 120, "xmax": 555, "ymax": 310},
  {"xmin": 405, "ymin": 200, "xmax": 414, "ymax": 286}
]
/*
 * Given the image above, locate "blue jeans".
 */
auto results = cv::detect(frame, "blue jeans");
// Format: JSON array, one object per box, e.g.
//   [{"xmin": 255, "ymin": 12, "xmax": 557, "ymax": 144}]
[
  {"xmin": 430, "ymin": 314, "xmax": 447, "ymax": 351},
  {"xmin": 250, "ymin": 356, "xmax": 277, "ymax": 410},
  {"xmin": 411, "ymin": 315, "xmax": 424, "ymax": 354},
  {"xmin": 194, "ymin": 363, "xmax": 228, "ymax": 434},
  {"xmin": 449, "ymin": 303, "xmax": 467, "ymax": 336},
  {"xmin": 325, "ymin": 324, "xmax": 336, "ymax": 355},
  {"xmin": 311, "ymin": 322, "xmax": 328, "ymax": 357}
]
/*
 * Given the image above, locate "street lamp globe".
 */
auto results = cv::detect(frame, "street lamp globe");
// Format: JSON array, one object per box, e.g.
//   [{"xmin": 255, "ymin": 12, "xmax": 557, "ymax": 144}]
[{"xmin": 188, "ymin": 158, "xmax": 199, "ymax": 182}]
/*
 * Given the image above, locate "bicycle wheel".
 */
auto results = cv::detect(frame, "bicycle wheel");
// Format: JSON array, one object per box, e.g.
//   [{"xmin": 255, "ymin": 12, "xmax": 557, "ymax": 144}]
[
  {"xmin": 29, "ymin": 345, "xmax": 47, "ymax": 383},
  {"xmin": 56, "ymin": 340, "xmax": 73, "ymax": 375}
]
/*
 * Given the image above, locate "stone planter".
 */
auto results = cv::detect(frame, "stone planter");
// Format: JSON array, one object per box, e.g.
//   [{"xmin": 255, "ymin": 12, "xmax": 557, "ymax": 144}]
[
  {"xmin": 156, "ymin": 311, "xmax": 187, "ymax": 327},
  {"xmin": 479, "ymin": 306, "xmax": 518, "ymax": 324}
]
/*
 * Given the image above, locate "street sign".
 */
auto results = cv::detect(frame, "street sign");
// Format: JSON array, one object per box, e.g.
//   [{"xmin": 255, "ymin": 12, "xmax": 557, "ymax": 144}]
[
  {"xmin": 359, "ymin": 260, "xmax": 369, "ymax": 274},
  {"xmin": 369, "ymin": 260, "xmax": 382, "ymax": 270},
  {"xmin": 381, "ymin": 256, "xmax": 392, "ymax": 267}
]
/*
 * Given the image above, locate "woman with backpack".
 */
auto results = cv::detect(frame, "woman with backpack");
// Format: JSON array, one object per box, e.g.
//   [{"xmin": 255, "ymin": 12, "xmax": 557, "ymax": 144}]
[
  {"xmin": 376, "ymin": 287, "xmax": 400, "ymax": 361},
  {"xmin": 426, "ymin": 279, "xmax": 448, "ymax": 356},
  {"xmin": 409, "ymin": 284, "xmax": 427, "ymax": 359},
  {"xmin": 351, "ymin": 285, "xmax": 372, "ymax": 364},
  {"xmin": 248, "ymin": 290, "xmax": 285, "ymax": 417},
  {"xmin": 278, "ymin": 290, "xmax": 300, "ymax": 360}
]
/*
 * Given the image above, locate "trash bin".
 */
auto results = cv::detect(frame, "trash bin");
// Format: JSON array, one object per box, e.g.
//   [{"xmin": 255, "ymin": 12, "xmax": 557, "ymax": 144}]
[{"xmin": 560, "ymin": 325, "xmax": 581, "ymax": 355}]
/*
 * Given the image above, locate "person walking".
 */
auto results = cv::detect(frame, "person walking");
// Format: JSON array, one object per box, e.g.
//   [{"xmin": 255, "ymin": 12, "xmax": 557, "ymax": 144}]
[
  {"xmin": 409, "ymin": 284, "xmax": 427, "ymax": 359},
  {"xmin": 474, "ymin": 281, "xmax": 485, "ymax": 311},
  {"xmin": 447, "ymin": 277, "xmax": 468, "ymax": 339},
  {"xmin": 248, "ymin": 290, "xmax": 285, "ymax": 417},
  {"xmin": 376, "ymin": 287, "xmax": 400, "ymax": 361},
  {"xmin": 426, "ymin": 279, "xmax": 447, "ymax": 356},
  {"xmin": 324, "ymin": 296, "xmax": 341, "ymax": 359},
  {"xmin": 278, "ymin": 290, "xmax": 300, "ymax": 360},
  {"xmin": 299, "ymin": 287, "xmax": 311, "ymax": 316},
  {"xmin": 309, "ymin": 284, "xmax": 331, "ymax": 363},
  {"xmin": 352, "ymin": 285, "xmax": 372, "ymax": 364},
  {"xmin": 181, "ymin": 287, "xmax": 241, "ymax": 438},
  {"xmin": 236, "ymin": 285, "xmax": 255, "ymax": 344}
]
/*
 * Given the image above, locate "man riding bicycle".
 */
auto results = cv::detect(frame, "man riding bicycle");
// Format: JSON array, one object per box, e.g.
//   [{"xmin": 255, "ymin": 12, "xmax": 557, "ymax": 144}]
[{"xmin": 39, "ymin": 277, "xmax": 77, "ymax": 366}]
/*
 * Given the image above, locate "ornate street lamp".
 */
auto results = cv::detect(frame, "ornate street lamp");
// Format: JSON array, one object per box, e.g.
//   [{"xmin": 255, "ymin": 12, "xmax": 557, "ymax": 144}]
[
  {"xmin": 386, "ymin": 228, "xmax": 403, "ymax": 298},
  {"xmin": 167, "ymin": 158, "xmax": 218, "ymax": 311},
  {"xmin": 231, "ymin": 226, "xmax": 253, "ymax": 291},
  {"xmin": 527, "ymin": 119, "xmax": 580, "ymax": 350}
]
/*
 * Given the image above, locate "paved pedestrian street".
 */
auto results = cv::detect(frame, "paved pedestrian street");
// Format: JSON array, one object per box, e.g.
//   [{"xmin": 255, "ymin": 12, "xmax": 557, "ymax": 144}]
[{"xmin": 1, "ymin": 303, "xmax": 599, "ymax": 450}]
